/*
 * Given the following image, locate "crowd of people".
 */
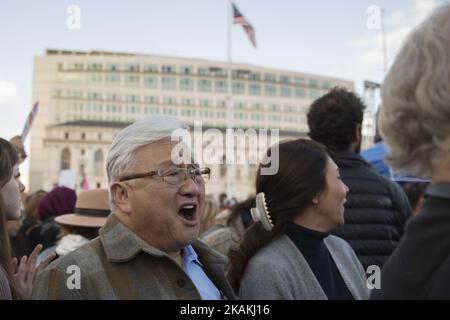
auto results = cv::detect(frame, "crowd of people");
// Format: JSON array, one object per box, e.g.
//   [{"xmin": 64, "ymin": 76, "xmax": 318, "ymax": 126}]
[{"xmin": 0, "ymin": 3, "xmax": 449, "ymax": 300}]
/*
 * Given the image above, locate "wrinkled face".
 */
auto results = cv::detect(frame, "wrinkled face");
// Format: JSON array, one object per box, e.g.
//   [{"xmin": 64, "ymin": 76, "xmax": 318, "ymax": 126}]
[
  {"xmin": 315, "ymin": 157, "xmax": 349, "ymax": 230},
  {"xmin": 1, "ymin": 164, "xmax": 25, "ymax": 220},
  {"xmin": 120, "ymin": 140, "xmax": 205, "ymax": 252}
]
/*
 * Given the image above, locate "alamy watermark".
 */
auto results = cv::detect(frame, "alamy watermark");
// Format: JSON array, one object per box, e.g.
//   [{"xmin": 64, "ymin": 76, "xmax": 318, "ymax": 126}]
[{"xmin": 170, "ymin": 121, "xmax": 280, "ymax": 175}]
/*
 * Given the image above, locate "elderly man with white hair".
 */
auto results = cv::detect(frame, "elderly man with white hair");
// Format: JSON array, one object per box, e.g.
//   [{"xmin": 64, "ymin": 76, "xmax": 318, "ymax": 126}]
[
  {"xmin": 371, "ymin": 4, "xmax": 450, "ymax": 299},
  {"xmin": 32, "ymin": 116, "xmax": 235, "ymax": 300}
]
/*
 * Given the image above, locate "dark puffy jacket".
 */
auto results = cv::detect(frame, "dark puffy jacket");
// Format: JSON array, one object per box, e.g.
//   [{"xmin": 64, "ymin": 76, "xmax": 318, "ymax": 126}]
[{"xmin": 330, "ymin": 151, "xmax": 412, "ymax": 270}]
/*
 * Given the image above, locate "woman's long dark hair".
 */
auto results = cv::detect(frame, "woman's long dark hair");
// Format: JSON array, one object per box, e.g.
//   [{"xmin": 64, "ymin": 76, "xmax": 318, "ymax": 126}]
[
  {"xmin": 0, "ymin": 138, "xmax": 23, "ymax": 299},
  {"xmin": 227, "ymin": 139, "xmax": 329, "ymax": 292}
]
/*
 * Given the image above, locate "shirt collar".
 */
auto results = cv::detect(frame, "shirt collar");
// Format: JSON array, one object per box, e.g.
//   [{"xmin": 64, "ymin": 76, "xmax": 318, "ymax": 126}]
[{"xmin": 183, "ymin": 244, "xmax": 204, "ymax": 268}]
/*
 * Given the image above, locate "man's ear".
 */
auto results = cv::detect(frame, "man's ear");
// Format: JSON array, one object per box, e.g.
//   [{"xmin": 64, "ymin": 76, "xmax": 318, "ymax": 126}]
[{"xmin": 110, "ymin": 183, "xmax": 132, "ymax": 215}]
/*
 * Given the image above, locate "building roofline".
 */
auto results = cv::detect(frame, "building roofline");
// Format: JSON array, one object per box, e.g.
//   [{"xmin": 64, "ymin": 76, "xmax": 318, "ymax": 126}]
[{"xmin": 43, "ymin": 49, "xmax": 353, "ymax": 84}]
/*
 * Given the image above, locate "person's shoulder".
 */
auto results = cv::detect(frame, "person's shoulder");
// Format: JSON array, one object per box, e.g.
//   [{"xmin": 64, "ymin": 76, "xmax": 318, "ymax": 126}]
[
  {"xmin": 0, "ymin": 267, "xmax": 12, "ymax": 300},
  {"xmin": 248, "ymin": 236, "xmax": 294, "ymax": 267},
  {"xmin": 44, "ymin": 237, "xmax": 103, "ymax": 273}
]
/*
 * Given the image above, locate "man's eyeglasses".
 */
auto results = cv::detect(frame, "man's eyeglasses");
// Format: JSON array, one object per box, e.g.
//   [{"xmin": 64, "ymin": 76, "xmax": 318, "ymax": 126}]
[{"xmin": 118, "ymin": 167, "xmax": 211, "ymax": 185}]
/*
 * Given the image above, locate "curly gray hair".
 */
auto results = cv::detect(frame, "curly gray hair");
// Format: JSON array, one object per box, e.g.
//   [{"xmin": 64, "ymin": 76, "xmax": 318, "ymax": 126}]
[{"xmin": 379, "ymin": 4, "xmax": 450, "ymax": 178}]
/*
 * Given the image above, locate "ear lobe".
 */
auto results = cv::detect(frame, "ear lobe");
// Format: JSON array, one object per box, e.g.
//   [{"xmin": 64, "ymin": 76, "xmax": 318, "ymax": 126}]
[{"xmin": 110, "ymin": 183, "xmax": 132, "ymax": 214}]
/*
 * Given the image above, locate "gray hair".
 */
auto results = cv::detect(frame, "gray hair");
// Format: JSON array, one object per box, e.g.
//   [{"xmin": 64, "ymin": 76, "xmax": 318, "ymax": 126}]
[
  {"xmin": 106, "ymin": 116, "xmax": 189, "ymax": 184},
  {"xmin": 379, "ymin": 4, "xmax": 450, "ymax": 178}
]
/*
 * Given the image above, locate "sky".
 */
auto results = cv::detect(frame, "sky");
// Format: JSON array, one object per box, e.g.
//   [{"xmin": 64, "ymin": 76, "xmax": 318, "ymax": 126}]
[{"xmin": 0, "ymin": 0, "xmax": 446, "ymax": 188}]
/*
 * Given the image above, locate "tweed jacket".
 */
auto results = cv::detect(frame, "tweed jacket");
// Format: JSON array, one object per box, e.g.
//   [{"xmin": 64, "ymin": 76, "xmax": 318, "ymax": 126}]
[{"xmin": 31, "ymin": 214, "xmax": 236, "ymax": 300}]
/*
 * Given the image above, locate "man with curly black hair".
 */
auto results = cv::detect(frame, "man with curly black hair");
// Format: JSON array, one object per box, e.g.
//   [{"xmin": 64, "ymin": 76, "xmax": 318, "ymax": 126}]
[{"xmin": 307, "ymin": 87, "xmax": 412, "ymax": 271}]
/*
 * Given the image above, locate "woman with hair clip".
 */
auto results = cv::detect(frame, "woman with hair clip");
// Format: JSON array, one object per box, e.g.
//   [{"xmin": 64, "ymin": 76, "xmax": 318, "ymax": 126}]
[
  {"xmin": 227, "ymin": 139, "xmax": 369, "ymax": 300},
  {"xmin": 0, "ymin": 138, "xmax": 53, "ymax": 299}
]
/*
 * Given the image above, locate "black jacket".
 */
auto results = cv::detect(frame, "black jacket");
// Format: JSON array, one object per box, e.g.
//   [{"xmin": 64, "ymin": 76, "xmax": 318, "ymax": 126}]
[
  {"xmin": 371, "ymin": 183, "xmax": 450, "ymax": 299},
  {"xmin": 330, "ymin": 151, "xmax": 412, "ymax": 270}
]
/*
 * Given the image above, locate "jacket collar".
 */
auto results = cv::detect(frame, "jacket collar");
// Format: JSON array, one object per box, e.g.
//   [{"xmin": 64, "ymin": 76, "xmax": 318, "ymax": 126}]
[
  {"xmin": 331, "ymin": 150, "xmax": 371, "ymax": 169},
  {"xmin": 99, "ymin": 214, "xmax": 167, "ymax": 262},
  {"xmin": 99, "ymin": 214, "xmax": 228, "ymax": 264}
]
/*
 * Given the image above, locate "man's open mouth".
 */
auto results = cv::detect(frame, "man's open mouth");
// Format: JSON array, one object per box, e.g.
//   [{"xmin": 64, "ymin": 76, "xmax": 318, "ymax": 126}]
[{"xmin": 178, "ymin": 204, "xmax": 198, "ymax": 222}]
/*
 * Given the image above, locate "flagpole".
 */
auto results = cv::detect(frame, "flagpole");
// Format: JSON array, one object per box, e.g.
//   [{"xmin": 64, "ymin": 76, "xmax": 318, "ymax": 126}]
[
  {"xmin": 226, "ymin": 0, "xmax": 234, "ymax": 199},
  {"xmin": 381, "ymin": 8, "xmax": 388, "ymax": 75}
]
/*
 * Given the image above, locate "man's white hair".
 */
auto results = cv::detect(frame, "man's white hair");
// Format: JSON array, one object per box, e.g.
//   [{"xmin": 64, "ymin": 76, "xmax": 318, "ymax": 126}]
[
  {"xmin": 379, "ymin": 4, "xmax": 450, "ymax": 177},
  {"xmin": 106, "ymin": 116, "xmax": 189, "ymax": 184}
]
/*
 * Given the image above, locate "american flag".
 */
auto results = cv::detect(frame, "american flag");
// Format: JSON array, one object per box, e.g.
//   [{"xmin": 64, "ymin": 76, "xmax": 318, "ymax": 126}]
[{"xmin": 232, "ymin": 2, "xmax": 256, "ymax": 47}]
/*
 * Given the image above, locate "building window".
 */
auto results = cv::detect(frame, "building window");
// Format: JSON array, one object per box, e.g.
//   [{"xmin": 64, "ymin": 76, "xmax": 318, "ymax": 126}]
[
  {"xmin": 181, "ymin": 66, "xmax": 192, "ymax": 74},
  {"xmin": 220, "ymin": 162, "xmax": 227, "ymax": 177},
  {"xmin": 145, "ymin": 96, "xmax": 159, "ymax": 104},
  {"xmin": 249, "ymin": 83, "xmax": 261, "ymax": 95},
  {"xmin": 126, "ymin": 94, "xmax": 140, "ymax": 102},
  {"xmin": 124, "ymin": 75, "xmax": 140, "ymax": 87},
  {"xmin": 94, "ymin": 149, "xmax": 104, "ymax": 174},
  {"xmin": 280, "ymin": 86, "xmax": 292, "ymax": 97},
  {"xmin": 264, "ymin": 85, "xmax": 277, "ymax": 96},
  {"xmin": 144, "ymin": 76, "xmax": 158, "ymax": 88},
  {"xmin": 269, "ymin": 104, "xmax": 281, "ymax": 112},
  {"xmin": 309, "ymin": 79, "xmax": 319, "ymax": 88},
  {"xmin": 87, "ymin": 63, "xmax": 103, "ymax": 71},
  {"xmin": 264, "ymin": 73, "xmax": 276, "ymax": 82},
  {"xmin": 295, "ymin": 87, "xmax": 306, "ymax": 98},
  {"xmin": 81, "ymin": 149, "xmax": 85, "ymax": 156},
  {"xmin": 106, "ymin": 64, "xmax": 120, "ymax": 71},
  {"xmin": 162, "ymin": 65, "xmax": 175, "ymax": 73},
  {"xmin": 280, "ymin": 75, "xmax": 290, "ymax": 84},
  {"xmin": 180, "ymin": 78, "xmax": 194, "ymax": 91},
  {"xmin": 126, "ymin": 64, "xmax": 140, "ymax": 72},
  {"xmin": 232, "ymin": 82, "xmax": 245, "ymax": 94},
  {"xmin": 295, "ymin": 77, "xmax": 306, "ymax": 85},
  {"xmin": 200, "ymin": 99, "xmax": 211, "ymax": 107},
  {"xmin": 162, "ymin": 77, "xmax": 176, "ymax": 90},
  {"xmin": 79, "ymin": 163, "xmax": 85, "ymax": 175},
  {"xmin": 105, "ymin": 74, "xmax": 121, "ymax": 83},
  {"xmin": 143, "ymin": 64, "xmax": 158, "ymax": 73},
  {"xmin": 198, "ymin": 79, "xmax": 212, "ymax": 92},
  {"xmin": 163, "ymin": 97, "xmax": 177, "ymax": 105},
  {"xmin": 81, "ymin": 133, "xmax": 86, "ymax": 140},
  {"xmin": 64, "ymin": 132, "xmax": 69, "ymax": 140},
  {"xmin": 323, "ymin": 80, "xmax": 333, "ymax": 89},
  {"xmin": 61, "ymin": 148, "xmax": 71, "ymax": 170},
  {"xmin": 98, "ymin": 133, "xmax": 102, "ymax": 140},
  {"xmin": 198, "ymin": 68, "xmax": 209, "ymax": 76},
  {"xmin": 249, "ymin": 73, "xmax": 261, "ymax": 81},
  {"xmin": 214, "ymin": 80, "xmax": 227, "ymax": 93}
]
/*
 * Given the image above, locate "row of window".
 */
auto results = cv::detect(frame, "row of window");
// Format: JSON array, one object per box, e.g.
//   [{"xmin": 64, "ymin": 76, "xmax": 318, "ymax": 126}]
[
  {"xmin": 59, "ymin": 62, "xmax": 336, "ymax": 88},
  {"xmin": 57, "ymin": 74, "xmax": 330, "ymax": 98},
  {"xmin": 65, "ymin": 102, "xmax": 305, "ymax": 116},
  {"xmin": 64, "ymin": 107, "xmax": 300, "ymax": 124},
  {"xmin": 59, "ymin": 94, "xmax": 308, "ymax": 112}
]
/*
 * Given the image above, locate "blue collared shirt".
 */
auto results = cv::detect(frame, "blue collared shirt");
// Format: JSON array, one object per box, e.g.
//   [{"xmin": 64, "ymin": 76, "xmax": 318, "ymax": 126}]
[{"xmin": 182, "ymin": 245, "xmax": 223, "ymax": 300}]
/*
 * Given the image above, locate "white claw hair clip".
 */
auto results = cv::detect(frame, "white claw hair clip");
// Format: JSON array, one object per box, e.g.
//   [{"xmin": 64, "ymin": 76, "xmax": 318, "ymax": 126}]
[{"xmin": 250, "ymin": 192, "xmax": 274, "ymax": 231}]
